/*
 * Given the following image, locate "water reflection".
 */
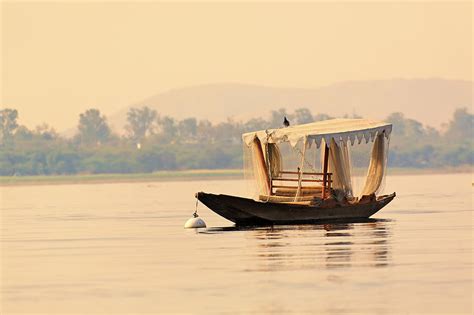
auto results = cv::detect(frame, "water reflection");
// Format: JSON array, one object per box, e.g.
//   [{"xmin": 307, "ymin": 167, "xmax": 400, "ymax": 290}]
[{"xmin": 207, "ymin": 219, "xmax": 392, "ymax": 271}]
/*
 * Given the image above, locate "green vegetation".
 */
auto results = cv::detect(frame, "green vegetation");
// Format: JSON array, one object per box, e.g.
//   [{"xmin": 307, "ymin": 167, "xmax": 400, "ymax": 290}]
[
  {"xmin": 0, "ymin": 169, "xmax": 242, "ymax": 185},
  {"xmin": 0, "ymin": 106, "xmax": 472, "ymax": 176}
]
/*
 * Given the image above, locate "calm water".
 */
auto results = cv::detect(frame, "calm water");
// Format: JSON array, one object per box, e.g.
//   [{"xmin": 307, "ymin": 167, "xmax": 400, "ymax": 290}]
[{"xmin": 1, "ymin": 174, "xmax": 472, "ymax": 314}]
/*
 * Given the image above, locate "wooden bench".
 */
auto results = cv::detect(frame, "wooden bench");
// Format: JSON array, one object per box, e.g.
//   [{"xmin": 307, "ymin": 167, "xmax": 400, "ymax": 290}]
[{"xmin": 270, "ymin": 170, "xmax": 332, "ymax": 199}]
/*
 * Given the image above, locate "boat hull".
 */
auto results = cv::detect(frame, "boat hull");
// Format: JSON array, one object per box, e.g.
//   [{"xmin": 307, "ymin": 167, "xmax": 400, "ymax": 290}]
[{"xmin": 196, "ymin": 192, "xmax": 396, "ymax": 226}]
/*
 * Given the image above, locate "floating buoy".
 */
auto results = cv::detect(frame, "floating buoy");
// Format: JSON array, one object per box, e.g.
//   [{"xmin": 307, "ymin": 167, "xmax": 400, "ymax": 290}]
[
  {"xmin": 184, "ymin": 212, "xmax": 206, "ymax": 228},
  {"xmin": 185, "ymin": 199, "xmax": 207, "ymax": 228}
]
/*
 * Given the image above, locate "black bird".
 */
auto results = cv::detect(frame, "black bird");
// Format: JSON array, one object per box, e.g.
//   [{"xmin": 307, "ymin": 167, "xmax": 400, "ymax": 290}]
[{"xmin": 283, "ymin": 116, "xmax": 290, "ymax": 127}]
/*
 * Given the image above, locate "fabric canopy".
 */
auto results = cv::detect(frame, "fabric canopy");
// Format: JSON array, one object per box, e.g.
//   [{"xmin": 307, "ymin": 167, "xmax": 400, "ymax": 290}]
[{"xmin": 242, "ymin": 118, "xmax": 392, "ymax": 148}]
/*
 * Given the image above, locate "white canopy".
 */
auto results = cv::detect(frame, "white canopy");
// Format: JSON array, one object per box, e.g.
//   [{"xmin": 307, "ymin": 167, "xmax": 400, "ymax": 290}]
[{"xmin": 242, "ymin": 118, "xmax": 392, "ymax": 148}]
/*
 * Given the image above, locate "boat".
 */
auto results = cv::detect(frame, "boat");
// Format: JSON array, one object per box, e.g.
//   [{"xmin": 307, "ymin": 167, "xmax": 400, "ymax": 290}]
[{"xmin": 196, "ymin": 118, "xmax": 396, "ymax": 225}]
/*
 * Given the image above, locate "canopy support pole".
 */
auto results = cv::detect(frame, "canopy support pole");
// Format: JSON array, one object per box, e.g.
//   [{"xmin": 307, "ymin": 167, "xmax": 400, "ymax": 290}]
[{"xmin": 321, "ymin": 144, "xmax": 329, "ymax": 199}]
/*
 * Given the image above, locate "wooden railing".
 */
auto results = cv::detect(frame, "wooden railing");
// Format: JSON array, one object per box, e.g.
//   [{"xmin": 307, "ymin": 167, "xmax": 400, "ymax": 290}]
[{"xmin": 270, "ymin": 170, "xmax": 332, "ymax": 199}]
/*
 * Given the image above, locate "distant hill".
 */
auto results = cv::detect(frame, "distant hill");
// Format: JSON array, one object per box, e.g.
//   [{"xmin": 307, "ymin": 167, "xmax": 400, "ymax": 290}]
[{"xmin": 108, "ymin": 79, "xmax": 473, "ymax": 132}]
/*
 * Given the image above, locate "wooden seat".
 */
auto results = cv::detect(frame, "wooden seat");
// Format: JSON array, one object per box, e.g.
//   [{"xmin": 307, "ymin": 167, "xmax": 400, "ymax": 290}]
[
  {"xmin": 274, "ymin": 186, "xmax": 322, "ymax": 197},
  {"xmin": 259, "ymin": 194, "xmax": 317, "ymax": 203},
  {"xmin": 270, "ymin": 170, "xmax": 330, "ymax": 199}
]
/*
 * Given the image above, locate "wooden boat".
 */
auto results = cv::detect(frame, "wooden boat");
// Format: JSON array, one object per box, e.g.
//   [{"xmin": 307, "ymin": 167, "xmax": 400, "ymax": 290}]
[
  {"xmin": 196, "ymin": 192, "xmax": 395, "ymax": 225},
  {"xmin": 196, "ymin": 118, "xmax": 396, "ymax": 226}
]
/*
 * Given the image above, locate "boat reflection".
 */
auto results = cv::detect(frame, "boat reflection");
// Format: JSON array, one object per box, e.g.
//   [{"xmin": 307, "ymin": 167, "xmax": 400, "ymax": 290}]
[
  {"xmin": 260, "ymin": 220, "xmax": 389, "ymax": 271},
  {"xmin": 206, "ymin": 219, "xmax": 392, "ymax": 271}
]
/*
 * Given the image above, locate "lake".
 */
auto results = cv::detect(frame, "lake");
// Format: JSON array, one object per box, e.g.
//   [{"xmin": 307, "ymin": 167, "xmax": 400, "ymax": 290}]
[{"xmin": 1, "ymin": 173, "xmax": 472, "ymax": 314}]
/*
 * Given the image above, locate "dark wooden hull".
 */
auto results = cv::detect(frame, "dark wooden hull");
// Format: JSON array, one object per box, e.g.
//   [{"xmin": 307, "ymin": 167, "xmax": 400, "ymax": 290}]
[{"xmin": 196, "ymin": 192, "xmax": 396, "ymax": 226}]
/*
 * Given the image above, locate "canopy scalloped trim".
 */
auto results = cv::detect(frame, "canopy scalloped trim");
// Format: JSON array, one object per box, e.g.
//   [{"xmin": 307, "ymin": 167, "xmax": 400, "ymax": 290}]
[{"xmin": 242, "ymin": 118, "xmax": 392, "ymax": 148}]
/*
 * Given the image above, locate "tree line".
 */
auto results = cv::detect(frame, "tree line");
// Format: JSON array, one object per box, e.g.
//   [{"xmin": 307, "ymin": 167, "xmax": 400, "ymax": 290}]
[{"xmin": 0, "ymin": 106, "xmax": 472, "ymax": 176}]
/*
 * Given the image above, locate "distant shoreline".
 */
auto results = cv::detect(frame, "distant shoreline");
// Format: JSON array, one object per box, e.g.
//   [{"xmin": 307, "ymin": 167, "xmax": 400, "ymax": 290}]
[
  {"xmin": 0, "ymin": 167, "xmax": 471, "ymax": 187},
  {"xmin": 0, "ymin": 169, "xmax": 242, "ymax": 186}
]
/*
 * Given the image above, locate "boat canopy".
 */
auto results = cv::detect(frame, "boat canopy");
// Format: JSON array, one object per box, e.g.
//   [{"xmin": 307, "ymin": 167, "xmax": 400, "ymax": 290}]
[
  {"xmin": 242, "ymin": 118, "xmax": 392, "ymax": 203},
  {"xmin": 242, "ymin": 118, "xmax": 392, "ymax": 148}
]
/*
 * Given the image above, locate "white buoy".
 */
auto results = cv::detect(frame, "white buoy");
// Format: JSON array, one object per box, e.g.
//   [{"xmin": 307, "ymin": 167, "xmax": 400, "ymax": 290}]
[{"xmin": 184, "ymin": 213, "xmax": 206, "ymax": 228}]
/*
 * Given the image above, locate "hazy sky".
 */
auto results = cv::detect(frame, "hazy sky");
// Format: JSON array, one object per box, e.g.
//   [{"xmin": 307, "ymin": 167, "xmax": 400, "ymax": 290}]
[{"xmin": 1, "ymin": 2, "xmax": 472, "ymax": 131}]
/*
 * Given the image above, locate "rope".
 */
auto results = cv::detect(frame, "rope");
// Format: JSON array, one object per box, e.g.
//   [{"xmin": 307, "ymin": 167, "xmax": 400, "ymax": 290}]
[{"xmin": 193, "ymin": 198, "xmax": 199, "ymax": 217}]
